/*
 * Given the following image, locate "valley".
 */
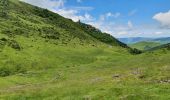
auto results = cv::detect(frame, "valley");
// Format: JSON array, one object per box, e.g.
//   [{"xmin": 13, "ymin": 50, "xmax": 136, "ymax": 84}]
[{"xmin": 0, "ymin": 0, "xmax": 170, "ymax": 100}]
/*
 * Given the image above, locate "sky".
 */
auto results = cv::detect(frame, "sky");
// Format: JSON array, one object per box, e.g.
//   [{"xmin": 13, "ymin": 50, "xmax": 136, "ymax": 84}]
[{"xmin": 21, "ymin": 0, "xmax": 170, "ymax": 38}]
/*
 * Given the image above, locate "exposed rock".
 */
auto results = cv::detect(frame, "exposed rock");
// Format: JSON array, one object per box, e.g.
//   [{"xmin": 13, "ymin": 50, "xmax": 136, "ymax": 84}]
[{"xmin": 159, "ymin": 79, "xmax": 170, "ymax": 84}]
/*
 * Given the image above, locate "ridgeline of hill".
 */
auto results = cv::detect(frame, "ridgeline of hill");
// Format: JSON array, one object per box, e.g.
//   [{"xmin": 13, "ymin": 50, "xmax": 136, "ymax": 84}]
[
  {"xmin": 119, "ymin": 37, "xmax": 170, "ymax": 44},
  {"xmin": 129, "ymin": 41, "xmax": 161, "ymax": 50},
  {"xmin": 0, "ymin": 0, "xmax": 170, "ymax": 99},
  {"xmin": 146, "ymin": 43, "xmax": 170, "ymax": 51},
  {"xmin": 0, "ymin": 0, "xmax": 128, "ymax": 49},
  {"xmin": 118, "ymin": 37, "xmax": 152, "ymax": 44}
]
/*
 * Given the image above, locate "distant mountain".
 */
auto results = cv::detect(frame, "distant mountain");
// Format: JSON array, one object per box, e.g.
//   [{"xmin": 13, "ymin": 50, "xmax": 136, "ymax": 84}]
[
  {"xmin": 118, "ymin": 37, "xmax": 170, "ymax": 44},
  {"xmin": 152, "ymin": 37, "xmax": 170, "ymax": 44},
  {"xmin": 147, "ymin": 43, "xmax": 170, "ymax": 51},
  {"xmin": 118, "ymin": 37, "xmax": 153, "ymax": 44},
  {"xmin": 129, "ymin": 41, "xmax": 161, "ymax": 50}
]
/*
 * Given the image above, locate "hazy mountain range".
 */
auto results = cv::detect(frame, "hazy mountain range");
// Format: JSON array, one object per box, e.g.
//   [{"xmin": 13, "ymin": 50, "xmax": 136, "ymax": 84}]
[{"xmin": 118, "ymin": 37, "xmax": 170, "ymax": 44}]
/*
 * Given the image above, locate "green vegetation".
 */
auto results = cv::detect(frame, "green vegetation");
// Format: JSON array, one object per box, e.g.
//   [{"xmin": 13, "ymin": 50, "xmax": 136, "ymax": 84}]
[
  {"xmin": 147, "ymin": 43, "xmax": 170, "ymax": 51},
  {"xmin": 78, "ymin": 22, "xmax": 128, "ymax": 48},
  {"xmin": 129, "ymin": 41, "xmax": 161, "ymax": 50},
  {"xmin": 0, "ymin": 0, "xmax": 9, "ymax": 17},
  {"xmin": 152, "ymin": 37, "xmax": 170, "ymax": 44},
  {"xmin": 0, "ymin": 0, "xmax": 170, "ymax": 99}
]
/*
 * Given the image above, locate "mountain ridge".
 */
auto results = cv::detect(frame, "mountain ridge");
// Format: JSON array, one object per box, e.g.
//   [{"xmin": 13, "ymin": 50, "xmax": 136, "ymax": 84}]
[
  {"xmin": 118, "ymin": 37, "xmax": 170, "ymax": 44},
  {"xmin": 146, "ymin": 43, "xmax": 170, "ymax": 51},
  {"xmin": 129, "ymin": 41, "xmax": 161, "ymax": 50},
  {"xmin": 0, "ymin": 0, "xmax": 128, "ymax": 49}
]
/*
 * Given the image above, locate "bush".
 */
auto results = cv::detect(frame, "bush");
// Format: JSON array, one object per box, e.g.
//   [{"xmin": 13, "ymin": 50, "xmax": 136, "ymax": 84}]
[
  {"xmin": 8, "ymin": 40, "xmax": 22, "ymax": 50},
  {"xmin": 0, "ymin": 67, "xmax": 12, "ymax": 77},
  {"xmin": 0, "ymin": 38, "xmax": 7, "ymax": 49},
  {"xmin": 129, "ymin": 48, "xmax": 143, "ymax": 55},
  {"xmin": 40, "ymin": 27, "xmax": 60, "ymax": 40},
  {"xmin": 0, "ymin": 0, "xmax": 9, "ymax": 17},
  {"xmin": 0, "ymin": 38, "xmax": 22, "ymax": 50},
  {"xmin": 0, "ymin": 64, "xmax": 27, "ymax": 77}
]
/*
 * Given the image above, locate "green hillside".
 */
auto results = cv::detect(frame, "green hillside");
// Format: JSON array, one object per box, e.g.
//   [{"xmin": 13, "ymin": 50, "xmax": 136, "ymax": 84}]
[
  {"xmin": 152, "ymin": 37, "xmax": 170, "ymax": 44},
  {"xmin": 0, "ymin": 0, "xmax": 128, "ymax": 48},
  {"xmin": 129, "ymin": 41, "xmax": 161, "ymax": 50},
  {"xmin": 146, "ymin": 43, "xmax": 170, "ymax": 51},
  {"xmin": 78, "ymin": 22, "xmax": 128, "ymax": 48},
  {"xmin": 0, "ymin": 0, "xmax": 131, "ymax": 76},
  {"xmin": 0, "ymin": 0, "xmax": 170, "ymax": 99}
]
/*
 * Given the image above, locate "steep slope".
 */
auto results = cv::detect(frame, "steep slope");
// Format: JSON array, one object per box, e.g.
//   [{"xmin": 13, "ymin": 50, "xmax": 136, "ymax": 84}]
[
  {"xmin": 0, "ymin": 0, "xmax": 136, "ymax": 77},
  {"xmin": 78, "ymin": 22, "xmax": 128, "ymax": 48},
  {"xmin": 129, "ymin": 41, "xmax": 161, "ymax": 50},
  {"xmin": 0, "ymin": 0, "xmax": 96, "ymax": 46},
  {"xmin": 0, "ymin": 0, "xmax": 127, "ymax": 48}
]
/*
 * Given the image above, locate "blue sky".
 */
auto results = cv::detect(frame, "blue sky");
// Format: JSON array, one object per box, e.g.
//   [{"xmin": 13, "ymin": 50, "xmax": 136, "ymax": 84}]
[{"xmin": 21, "ymin": 0, "xmax": 170, "ymax": 38}]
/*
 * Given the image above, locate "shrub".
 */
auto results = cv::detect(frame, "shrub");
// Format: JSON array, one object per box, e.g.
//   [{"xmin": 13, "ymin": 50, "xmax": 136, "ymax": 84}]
[
  {"xmin": 0, "ymin": 67, "xmax": 12, "ymax": 77},
  {"xmin": 0, "ymin": 65, "xmax": 27, "ymax": 77},
  {"xmin": 0, "ymin": 0, "xmax": 9, "ymax": 17},
  {"xmin": 129, "ymin": 48, "xmax": 143, "ymax": 55},
  {"xmin": 40, "ymin": 27, "xmax": 60, "ymax": 40},
  {"xmin": 0, "ymin": 38, "xmax": 22, "ymax": 50},
  {"xmin": 0, "ymin": 38, "xmax": 7, "ymax": 49},
  {"xmin": 8, "ymin": 40, "xmax": 22, "ymax": 50}
]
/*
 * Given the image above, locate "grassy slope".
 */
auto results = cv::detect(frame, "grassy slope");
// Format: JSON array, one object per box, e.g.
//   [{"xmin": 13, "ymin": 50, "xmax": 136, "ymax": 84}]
[
  {"xmin": 0, "ymin": 0, "xmax": 127, "ymax": 48},
  {"xmin": 0, "ymin": 37, "xmax": 170, "ymax": 100},
  {"xmin": 78, "ymin": 22, "xmax": 128, "ymax": 48},
  {"xmin": 0, "ymin": 0, "xmax": 102, "ymax": 47},
  {"xmin": 0, "ymin": 0, "xmax": 130, "ymax": 77},
  {"xmin": 129, "ymin": 41, "xmax": 161, "ymax": 50},
  {"xmin": 146, "ymin": 43, "xmax": 170, "ymax": 51},
  {"xmin": 0, "ymin": 0, "xmax": 170, "ymax": 100}
]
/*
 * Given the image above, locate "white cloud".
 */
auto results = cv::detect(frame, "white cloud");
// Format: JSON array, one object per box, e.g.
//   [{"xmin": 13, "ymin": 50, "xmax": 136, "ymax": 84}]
[
  {"xmin": 21, "ymin": 0, "xmax": 94, "ymax": 22},
  {"xmin": 84, "ymin": 13, "xmax": 94, "ymax": 21},
  {"xmin": 99, "ymin": 12, "xmax": 120, "ymax": 21},
  {"xmin": 128, "ymin": 21, "xmax": 133, "ymax": 29},
  {"xmin": 153, "ymin": 10, "xmax": 170, "ymax": 28},
  {"xmin": 52, "ymin": 8, "xmax": 94, "ymax": 22},
  {"xmin": 20, "ymin": 0, "xmax": 65, "ymax": 9},
  {"xmin": 106, "ymin": 12, "xmax": 120, "ymax": 18},
  {"xmin": 128, "ymin": 9, "xmax": 137, "ymax": 16},
  {"xmin": 117, "ymin": 31, "xmax": 128, "ymax": 35},
  {"xmin": 87, "ymin": 17, "xmax": 133, "ymax": 37},
  {"xmin": 154, "ymin": 31, "xmax": 163, "ymax": 35},
  {"xmin": 20, "ymin": 0, "xmax": 170, "ymax": 38},
  {"xmin": 87, "ymin": 19, "xmax": 168, "ymax": 38}
]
